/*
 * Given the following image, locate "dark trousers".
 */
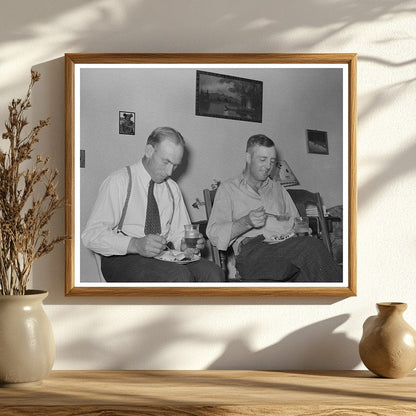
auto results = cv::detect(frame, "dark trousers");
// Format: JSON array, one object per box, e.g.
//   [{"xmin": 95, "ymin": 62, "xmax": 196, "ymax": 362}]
[
  {"xmin": 101, "ymin": 254, "xmax": 225, "ymax": 283},
  {"xmin": 236, "ymin": 235, "xmax": 342, "ymax": 282}
]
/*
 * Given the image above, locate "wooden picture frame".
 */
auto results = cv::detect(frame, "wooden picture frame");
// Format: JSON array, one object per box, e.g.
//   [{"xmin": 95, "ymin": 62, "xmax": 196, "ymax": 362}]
[
  {"xmin": 195, "ymin": 70, "xmax": 263, "ymax": 123},
  {"xmin": 119, "ymin": 111, "xmax": 135, "ymax": 135},
  {"xmin": 65, "ymin": 53, "xmax": 357, "ymax": 297}
]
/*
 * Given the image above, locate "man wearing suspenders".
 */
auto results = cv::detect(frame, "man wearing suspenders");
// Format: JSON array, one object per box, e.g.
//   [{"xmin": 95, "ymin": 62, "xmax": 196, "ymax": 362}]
[{"xmin": 82, "ymin": 127, "xmax": 225, "ymax": 282}]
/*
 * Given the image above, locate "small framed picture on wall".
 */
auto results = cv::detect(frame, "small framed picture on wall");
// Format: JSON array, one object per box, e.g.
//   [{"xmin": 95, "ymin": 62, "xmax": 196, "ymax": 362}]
[
  {"xmin": 306, "ymin": 129, "xmax": 329, "ymax": 154},
  {"xmin": 119, "ymin": 111, "xmax": 135, "ymax": 135}
]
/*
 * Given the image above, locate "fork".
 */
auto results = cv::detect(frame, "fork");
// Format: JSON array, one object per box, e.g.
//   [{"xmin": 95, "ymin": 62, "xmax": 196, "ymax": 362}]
[{"xmin": 265, "ymin": 212, "xmax": 290, "ymax": 221}]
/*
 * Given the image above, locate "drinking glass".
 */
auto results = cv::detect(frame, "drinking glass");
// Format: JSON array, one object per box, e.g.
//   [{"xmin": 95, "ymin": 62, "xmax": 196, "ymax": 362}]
[
  {"xmin": 184, "ymin": 224, "xmax": 200, "ymax": 249},
  {"xmin": 294, "ymin": 216, "xmax": 309, "ymax": 236}
]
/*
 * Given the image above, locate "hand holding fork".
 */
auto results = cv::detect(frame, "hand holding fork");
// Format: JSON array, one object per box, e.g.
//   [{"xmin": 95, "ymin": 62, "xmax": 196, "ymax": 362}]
[{"xmin": 265, "ymin": 212, "xmax": 291, "ymax": 221}]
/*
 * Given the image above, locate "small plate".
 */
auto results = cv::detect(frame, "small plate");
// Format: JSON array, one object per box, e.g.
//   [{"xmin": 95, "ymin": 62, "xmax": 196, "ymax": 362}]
[
  {"xmin": 263, "ymin": 233, "xmax": 295, "ymax": 244},
  {"xmin": 155, "ymin": 250, "xmax": 200, "ymax": 264}
]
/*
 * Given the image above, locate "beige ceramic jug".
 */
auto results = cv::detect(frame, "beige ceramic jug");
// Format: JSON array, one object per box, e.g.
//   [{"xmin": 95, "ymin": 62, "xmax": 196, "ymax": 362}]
[{"xmin": 359, "ymin": 302, "xmax": 416, "ymax": 378}]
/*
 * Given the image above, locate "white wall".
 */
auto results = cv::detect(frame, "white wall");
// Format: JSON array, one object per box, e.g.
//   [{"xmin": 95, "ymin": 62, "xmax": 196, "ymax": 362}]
[{"xmin": 1, "ymin": 0, "xmax": 415, "ymax": 370}]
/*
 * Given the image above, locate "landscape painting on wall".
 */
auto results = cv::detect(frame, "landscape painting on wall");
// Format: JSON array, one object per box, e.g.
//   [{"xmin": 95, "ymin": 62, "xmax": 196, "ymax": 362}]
[{"xmin": 196, "ymin": 70, "xmax": 263, "ymax": 123}]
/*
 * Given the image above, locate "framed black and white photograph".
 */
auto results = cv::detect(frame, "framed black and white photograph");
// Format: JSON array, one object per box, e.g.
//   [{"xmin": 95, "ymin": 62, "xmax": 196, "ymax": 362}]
[
  {"xmin": 196, "ymin": 70, "xmax": 263, "ymax": 123},
  {"xmin": 119, "ymin": 111, "xmax": 135, "ymax": 135},
  {"xmin": 65, "ymin": 53, "xmax": 357, "ymax": 297},
  {"xmin": 307, "ymin": 129, "xmax": 329, "ymax": 154}
]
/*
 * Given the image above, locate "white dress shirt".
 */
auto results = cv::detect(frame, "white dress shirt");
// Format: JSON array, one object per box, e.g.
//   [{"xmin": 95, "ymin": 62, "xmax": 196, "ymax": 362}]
[{"xmin": 81, "ymin": 160, "xmax": 191, "ymax": 256}]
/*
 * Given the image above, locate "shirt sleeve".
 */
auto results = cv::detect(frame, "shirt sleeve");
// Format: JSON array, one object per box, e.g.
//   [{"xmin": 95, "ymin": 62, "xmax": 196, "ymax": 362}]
[
  {"xmin": 81, "ymin": 172, "xmax": 132, "ymax": 256},
  {"xmin": 206, "ymin": 184, "xmax": 234, "ymax": 251},
  {"xmin": 166, "ymin": 181, "xmax": 191, "ymax": 250}
]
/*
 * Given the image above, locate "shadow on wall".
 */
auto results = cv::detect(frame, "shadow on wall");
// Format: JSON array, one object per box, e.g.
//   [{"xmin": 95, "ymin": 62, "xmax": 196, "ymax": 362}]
[
  {"xmin": 208, "ymin": 314, "xmax": 360, "ymax": 370},
  {"xmin": 2, "ymin": 1, "xmax": 414, "ymax": 48},
  {"xmin": 53, "ymin": 308, "xmax": 359, "ymax": 370},
  {"xmin": 359, "ymin": 138, "xmax": 416, "ymax": 209},
  {"xmin": 54, "ymin": 309, "xmax": 221, "ymax": 369},
  {"xmin": 0, "ymin": 0, "xmax": 414, "ymax": 96}
]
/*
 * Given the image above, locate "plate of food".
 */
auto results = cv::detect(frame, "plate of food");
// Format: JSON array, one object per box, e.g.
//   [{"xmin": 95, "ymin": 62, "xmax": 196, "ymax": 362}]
[
  {"xmin": 263, "ymin": 232, "xmax": 295, "ymax": 244},
  {"xmin": 155, "ymin": 249, "xmax": 200, "ymax": 264}
]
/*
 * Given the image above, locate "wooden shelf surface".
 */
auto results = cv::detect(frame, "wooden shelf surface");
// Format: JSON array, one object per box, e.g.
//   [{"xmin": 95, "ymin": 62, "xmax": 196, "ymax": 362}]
[{"xmin": 0, "ymin": 370, "xmax": 415, "ymax": 415}]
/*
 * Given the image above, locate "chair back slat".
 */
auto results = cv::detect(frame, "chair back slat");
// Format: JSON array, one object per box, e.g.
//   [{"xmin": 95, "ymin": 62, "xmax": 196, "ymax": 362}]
[
  {"xmin": 203, "ymin": 188, "xmax": 226, "ymax": 274},
  {"xmin": 203, "ymin": 188, "xmax": 216, "ymax": 219},
  {"xmin": 287, "ymin": 189, "xmax": 333, "ymax": 256}
]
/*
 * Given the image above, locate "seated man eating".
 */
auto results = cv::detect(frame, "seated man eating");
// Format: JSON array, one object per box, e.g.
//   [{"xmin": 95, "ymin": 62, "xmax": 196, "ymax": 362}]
[
  {"xmin": 82, "ymin": 126, "xmax": 225, "ymax": 283},
  {"xmin": 206, "ymin": 134, "xmax": 342, "ymax": 283}
]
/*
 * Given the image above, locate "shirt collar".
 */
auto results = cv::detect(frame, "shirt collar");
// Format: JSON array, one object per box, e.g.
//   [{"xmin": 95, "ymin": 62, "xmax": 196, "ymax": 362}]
[
  {"xmin": 239, "ymin": 172, "xmax": 271, "ymax": 190},
  {"xmin": 137, "ymin": 159, "xmax": 152, "ymax": 184}
]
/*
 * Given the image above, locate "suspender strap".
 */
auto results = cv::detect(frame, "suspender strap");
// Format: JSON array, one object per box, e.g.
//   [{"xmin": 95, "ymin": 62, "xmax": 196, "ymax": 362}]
[
  {"xmin": 115, "ymin": 167, "xmax": 175, "ymax": 235},
  {"xmin": 116, "ymin": 165, "xmax": 132, "ymax": 234}
]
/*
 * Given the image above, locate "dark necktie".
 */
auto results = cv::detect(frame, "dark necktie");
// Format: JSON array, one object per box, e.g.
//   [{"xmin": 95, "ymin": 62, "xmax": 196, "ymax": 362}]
[{"xmin": 144, "ymin": 179, "xmax": 161, "ymax": 235}]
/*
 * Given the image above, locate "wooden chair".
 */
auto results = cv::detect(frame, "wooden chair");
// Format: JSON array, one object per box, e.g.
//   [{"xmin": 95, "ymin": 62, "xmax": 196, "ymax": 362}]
[
  {"xmin": 203, "ymin": 188, "xmax": 229, "ymax": 278},
  {"xmin": 203, "ymin": 187, "xmax": 333, "ymax": 278},
  {"xmin": 286, "ymin": 189, "xmax": 333, "ymax": 256}
]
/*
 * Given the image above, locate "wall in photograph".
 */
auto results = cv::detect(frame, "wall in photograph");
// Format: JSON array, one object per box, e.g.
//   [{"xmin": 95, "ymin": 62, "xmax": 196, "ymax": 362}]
[
  {"xmin": 78, "ymin": 67, "xmax": 343, "ymax": 281},
  {"xmin": 80, "ymin": 68, "xmax": 343, "ymax": 282},
  {"xmin": 79, "ymin": 67, "xmax": 343, "ymax": 220}
]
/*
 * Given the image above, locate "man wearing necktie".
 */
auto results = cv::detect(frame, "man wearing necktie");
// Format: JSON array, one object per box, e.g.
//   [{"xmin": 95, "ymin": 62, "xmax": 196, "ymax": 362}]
[{"xmin": 82, "ymin": 127, "xmax": 225, "ymax": 282}]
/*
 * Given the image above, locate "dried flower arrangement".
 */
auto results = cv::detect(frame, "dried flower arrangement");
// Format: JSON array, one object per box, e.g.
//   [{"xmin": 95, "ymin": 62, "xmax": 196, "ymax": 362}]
[{"xmin": 0, "ymin": 71, "xmax": 66, "ymax": 295}]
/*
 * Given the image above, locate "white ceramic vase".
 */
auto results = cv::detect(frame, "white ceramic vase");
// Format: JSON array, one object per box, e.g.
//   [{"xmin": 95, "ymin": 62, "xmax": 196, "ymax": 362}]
[{"xmin": 0, "ymin": 290, "xmax": 55, "ymax": 387}]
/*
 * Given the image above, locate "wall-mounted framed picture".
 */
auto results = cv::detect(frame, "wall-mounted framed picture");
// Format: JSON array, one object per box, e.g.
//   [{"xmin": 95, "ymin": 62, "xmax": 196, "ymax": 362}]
[
  {"xmin": 119, "ymin": 111, "xmax": 135, "ymax": 135},
  {"xmin": 307, "ymin": 129, "xmax": 329, "ymax": 154},
  {"xmin": 195, "ymin": 70, "xmax": 263, "ymax": 123},
  {"xmin": 65, "ymin": 53, "xmax": 357, "ymax": 297}
]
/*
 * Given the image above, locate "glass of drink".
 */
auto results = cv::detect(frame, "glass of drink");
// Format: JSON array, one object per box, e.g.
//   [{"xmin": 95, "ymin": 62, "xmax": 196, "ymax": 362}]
[
  {"xmin": 294, "ymin": 216, "xmax": 309, "ymax": 236},
  {"xmin": 184, "ymin": 224, "xmax": 200, "ymax": 249}
]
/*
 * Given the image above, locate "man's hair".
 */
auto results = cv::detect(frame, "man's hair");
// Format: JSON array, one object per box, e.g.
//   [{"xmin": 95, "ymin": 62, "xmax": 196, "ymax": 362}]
[
  {"xmin": 147, "ymin": 127, "xmax": 185, "ymax": 147},
  {"xmin": 246, "ymin": 134, "xmax": 275, "ymax": 151}
]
